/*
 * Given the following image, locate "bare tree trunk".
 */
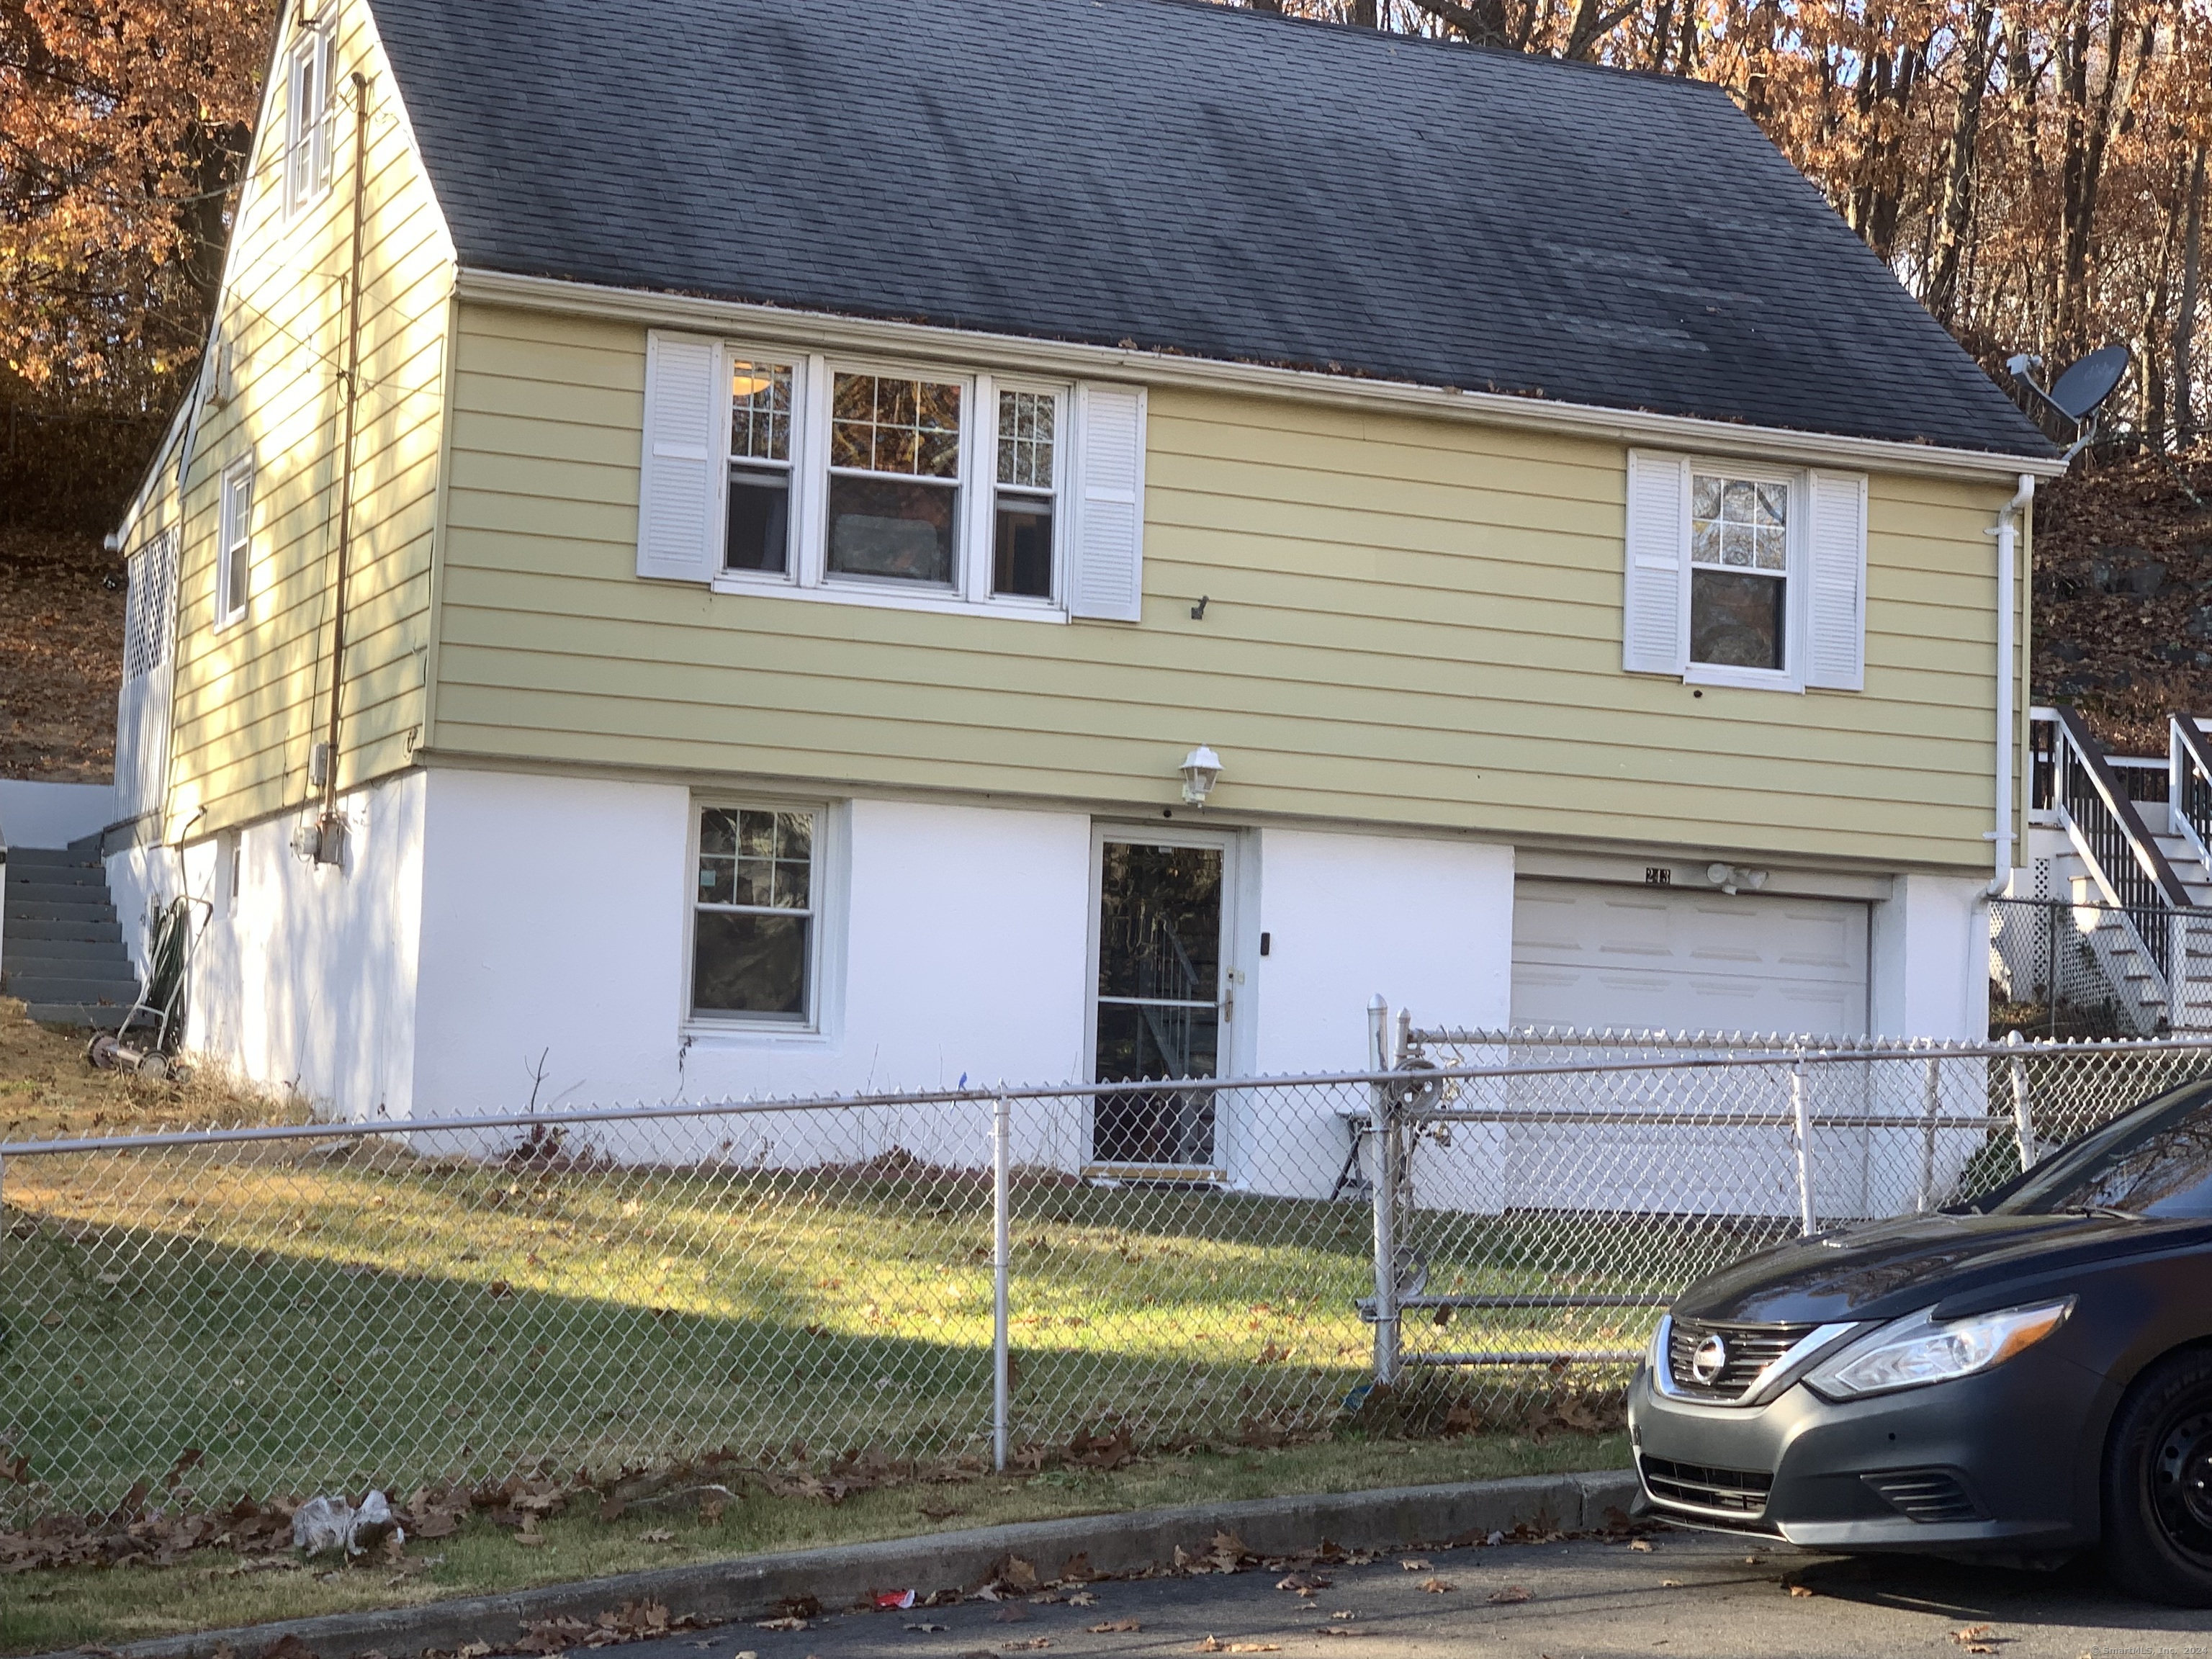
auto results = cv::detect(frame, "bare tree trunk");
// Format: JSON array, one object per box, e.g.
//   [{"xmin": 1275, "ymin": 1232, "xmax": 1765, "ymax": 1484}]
[
  {"xmin": 1352, "ymin": 0, "xmax": 1380, "ymax": 25},
  {"xmin": 2059, "ymin": 0, "xmax": 2147, "ymax": 350},
  {"xmin": 1408, "ymin": 0, "xmax": 1510, "ymax": 45},
  {"xmin": 1649, "ymin": 0, "xmax": 1675, "ymax": 72},
  {"xmin": 2180, "ymin": 141, "xmax": 2207, "ymax": 449},
  {"xmin": 1926, "ymin": 0, "xmax": 1996, "ymax": 325}
]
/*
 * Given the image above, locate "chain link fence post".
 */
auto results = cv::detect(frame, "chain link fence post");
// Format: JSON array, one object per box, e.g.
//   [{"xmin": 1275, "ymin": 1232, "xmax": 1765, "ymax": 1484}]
[
  {"xmin": 1917, "ymin": 1052, "xmax": 1941, "ymax": 1212},
  {"xmin": 1367, "ymin": 996, "xmax": 1401, "ymax": 1388},
  {"xmin": 2008, "ymin": 1030, "xmax": 2035, "ymax": 1169},
  {"xmin": 992, "ymin": 1092, "xmax": 1011, "ymax": 1473},
  {"xmin": 1790, "ymin": 1055, "xmax": 1815, "ymax": 1234}
]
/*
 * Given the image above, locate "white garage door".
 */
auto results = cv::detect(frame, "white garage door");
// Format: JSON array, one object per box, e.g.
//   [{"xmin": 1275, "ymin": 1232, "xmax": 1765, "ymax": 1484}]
[{"xmin": 1511, "ymin": 878, "xmax": 1869, "ymax": 1037}]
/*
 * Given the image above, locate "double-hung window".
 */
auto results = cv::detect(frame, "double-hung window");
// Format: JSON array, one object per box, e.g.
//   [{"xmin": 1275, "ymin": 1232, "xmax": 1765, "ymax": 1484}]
[
  {"xmin": 216, "ymin": 461, "xmax": 253, "ymax": 628},
  {"xmin": 994, "ymin": 388, "xmax": 1058, "ymax": 598},
  {"xmin": 1621, "ymin": 449, "xmax": 1867, "ymax": 693},
  {"xmin": 827, "ymin": 372, "xmax": 964, "ymax": 586},
  {"xmin": 637, "ymin": 331, "xmax": 1145, "ymax": 622},
  {"xmin": 1689, "ymin": 473, "xmax": 1790, "ymax": 672},
  {"xmin": 725, "ymin": 359, "xmax": 795, "ymax": 574},
  {"xmin": 690, "ymin": 804, "xmax": 820, "ymax": 1025},
  {"xmin": 282, "ymin": 25, "xmax": 335, "ymax": 219}
]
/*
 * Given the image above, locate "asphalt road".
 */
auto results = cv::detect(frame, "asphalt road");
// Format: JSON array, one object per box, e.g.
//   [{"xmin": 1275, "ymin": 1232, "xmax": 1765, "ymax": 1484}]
[{"xmin": 608, "ymin": 1527, "xmax": 2212, "ymax": 1659}]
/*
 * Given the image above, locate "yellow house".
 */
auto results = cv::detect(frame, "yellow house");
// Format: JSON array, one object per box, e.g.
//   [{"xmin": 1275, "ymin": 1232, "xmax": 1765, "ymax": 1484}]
[{"xmin": 102, "ymin": 0, "xmax": 2063, "ymax": 1134}]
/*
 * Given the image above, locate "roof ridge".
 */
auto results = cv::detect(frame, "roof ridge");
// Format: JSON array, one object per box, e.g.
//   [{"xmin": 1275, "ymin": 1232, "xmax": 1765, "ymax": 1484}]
[{"xmin": 1128, "ymin": 0, "xmax": 1741, "ymax": 94}]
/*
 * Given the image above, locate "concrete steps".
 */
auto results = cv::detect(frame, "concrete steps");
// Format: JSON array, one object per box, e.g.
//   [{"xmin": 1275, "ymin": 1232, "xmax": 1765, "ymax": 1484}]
[{"xmin": 2, "ymin": 840, "xmax": 143, "ymax": 1027}]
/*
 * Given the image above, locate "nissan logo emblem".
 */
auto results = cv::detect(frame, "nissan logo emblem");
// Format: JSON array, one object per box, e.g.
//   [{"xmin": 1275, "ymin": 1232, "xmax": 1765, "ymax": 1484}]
[{"xmin": 1690, "ymin": 1333, "xmax": 1730, "ymax": 1385}]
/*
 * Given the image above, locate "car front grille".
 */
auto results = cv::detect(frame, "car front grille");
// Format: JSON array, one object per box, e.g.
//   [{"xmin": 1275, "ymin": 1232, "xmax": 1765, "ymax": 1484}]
[
  {"xmin": 1640, "ymin": 1454, "xmax": 1775, "ymax": 1517},
  {"xmin": 1863, "ymin": 1468, "xmax": 1983, "ymax": 1524},
  {"xmin": 1665, "ymin": 1318, "xmax": 1816, "ymax": 1402}
]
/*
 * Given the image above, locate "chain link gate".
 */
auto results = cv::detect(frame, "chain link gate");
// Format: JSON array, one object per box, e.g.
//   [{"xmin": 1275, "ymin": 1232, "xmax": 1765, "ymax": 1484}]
[{"xmin": 1369, "ymin": 1022, "xmax": 2212, "ymax": 1410}]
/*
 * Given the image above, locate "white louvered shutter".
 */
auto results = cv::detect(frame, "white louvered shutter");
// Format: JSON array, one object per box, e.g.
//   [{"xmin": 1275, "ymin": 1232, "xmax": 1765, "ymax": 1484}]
[
  {"xmin": 1069, "ymin": 383, "xmax": 1146, "ymax": 621},
  {"xmin": 1804, "ymin": 470, "xmax": 1869, "ymax": 691},
  {"xmin": 1622, "ymin": 450, "xmax": 1689, "ymax": 675},
  {"xmin": 637, "ymin": 332, "xmax": 724, "ymax": 583}
]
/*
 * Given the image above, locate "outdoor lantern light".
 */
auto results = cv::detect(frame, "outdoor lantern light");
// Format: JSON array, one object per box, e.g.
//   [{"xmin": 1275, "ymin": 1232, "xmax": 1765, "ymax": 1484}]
[{"xmin": 1180, "ymin": 745, "xmax": 1223, "ymax": 806}]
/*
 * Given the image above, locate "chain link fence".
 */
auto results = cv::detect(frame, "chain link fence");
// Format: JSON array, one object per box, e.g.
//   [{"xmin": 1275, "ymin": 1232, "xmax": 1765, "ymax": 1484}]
[
  {"xmin": 4, "ymin": 1035, "xmax": 2209, "ymax": 1520},
  {"xmin": 1385, "ymin": 1028, "xmax": 2212, "ymax": 1391}
]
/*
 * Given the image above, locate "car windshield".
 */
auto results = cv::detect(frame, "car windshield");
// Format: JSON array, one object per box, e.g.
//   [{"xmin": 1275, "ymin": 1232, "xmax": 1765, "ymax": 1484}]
[{"xmin": 1984, "ymin": 1082, "xmax": 2212, "ymax": 1219}]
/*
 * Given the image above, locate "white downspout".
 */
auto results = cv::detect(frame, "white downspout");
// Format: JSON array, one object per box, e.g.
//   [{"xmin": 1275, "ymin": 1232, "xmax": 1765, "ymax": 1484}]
[{"xmin": 1987, "ymin": 474, "xmax": 2037, "ymax": 897}]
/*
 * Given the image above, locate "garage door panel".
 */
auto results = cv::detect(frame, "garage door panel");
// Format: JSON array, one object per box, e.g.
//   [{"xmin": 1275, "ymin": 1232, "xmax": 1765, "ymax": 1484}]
[{"xmin": 1511, "ymin": 878, "xmax": 1868, "ymax": 1037}]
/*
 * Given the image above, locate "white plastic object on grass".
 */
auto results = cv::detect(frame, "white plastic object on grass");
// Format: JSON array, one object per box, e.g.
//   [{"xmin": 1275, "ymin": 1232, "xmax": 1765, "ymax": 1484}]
[{"xmin": 292, "ymin": 1489, "xmax": 405, "ymax": 1555}]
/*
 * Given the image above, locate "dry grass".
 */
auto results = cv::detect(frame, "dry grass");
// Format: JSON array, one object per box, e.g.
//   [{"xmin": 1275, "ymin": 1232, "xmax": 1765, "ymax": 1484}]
[
  {"xmin": 0, "ymin": 997, "xmax": 295, "ymax": 1143},
  {"xmin": 0, "ymin": 1430, "xmax": 1628, "ymax": 1656}
]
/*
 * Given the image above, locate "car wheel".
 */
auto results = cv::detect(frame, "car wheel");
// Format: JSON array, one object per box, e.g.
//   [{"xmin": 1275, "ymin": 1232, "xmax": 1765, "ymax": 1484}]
[{"xmin": 2105, "ymin": 1348, "xmax": 2212, "ymax": 1606}]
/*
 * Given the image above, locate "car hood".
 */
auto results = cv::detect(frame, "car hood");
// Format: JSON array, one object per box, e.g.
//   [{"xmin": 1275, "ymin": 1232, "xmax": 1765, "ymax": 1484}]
[{"xmin": 1670, "ymin": 1210, "xmax": 2207, "ymax": 1325}]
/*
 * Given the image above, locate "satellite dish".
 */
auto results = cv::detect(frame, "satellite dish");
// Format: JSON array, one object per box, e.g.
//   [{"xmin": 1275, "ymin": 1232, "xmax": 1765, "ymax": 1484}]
[{"xmin": 2045, "ymin": 345, "xmax": 2130, "ymax": 423}]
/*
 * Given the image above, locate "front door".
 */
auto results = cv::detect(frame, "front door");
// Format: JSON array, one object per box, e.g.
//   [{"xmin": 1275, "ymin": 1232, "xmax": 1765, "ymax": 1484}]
[{"xmin": 1089, "ymin": 835, "xmax": 1230, "ymax": 1169}]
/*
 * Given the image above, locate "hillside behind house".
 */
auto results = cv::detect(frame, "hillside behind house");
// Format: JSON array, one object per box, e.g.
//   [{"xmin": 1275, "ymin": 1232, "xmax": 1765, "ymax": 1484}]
[
  {"xmin": 0, "ymin": 529, "xmax": 125, "ymax": 783},
  {"xmin": 2032, "ymin": 444, "xmax": 2212, "ymax": 756}
]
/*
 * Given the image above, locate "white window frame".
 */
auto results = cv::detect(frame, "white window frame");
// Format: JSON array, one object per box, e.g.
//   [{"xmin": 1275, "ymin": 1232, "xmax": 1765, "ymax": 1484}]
[
  {"xmin": 1680, "ymin": 458, "xmax": 1807, "ymax": 695},
  {"xmin": 709, "ymin": 344, "xmax": 1071, "ymax": 623},
  {"xmin": 280, "ymin": 23, "xmax": 336, "ymax": 221},
  {"xmin": 683, "ymin": 796, "xmax": 837, "ymax": 1035},
  {"xmin": 215, "ymin": 459, "xmax": 254, "ymax": 631}
]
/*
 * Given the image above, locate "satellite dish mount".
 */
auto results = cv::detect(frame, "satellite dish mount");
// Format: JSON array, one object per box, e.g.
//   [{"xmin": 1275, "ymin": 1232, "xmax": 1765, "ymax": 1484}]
[{"xmin": 2004, "ymin": 344, "xmax": 2129, "ymax": 463}]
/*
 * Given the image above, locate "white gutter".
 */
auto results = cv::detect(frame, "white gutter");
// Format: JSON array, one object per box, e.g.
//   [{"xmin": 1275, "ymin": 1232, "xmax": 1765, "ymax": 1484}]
[
  {"xmin": 454, "ymin": 268, "xmax": 2074, "ymax": 486},
  {"xmin": 1987, "ymin": 474, "xmax": 2037, "ymax": 896}
]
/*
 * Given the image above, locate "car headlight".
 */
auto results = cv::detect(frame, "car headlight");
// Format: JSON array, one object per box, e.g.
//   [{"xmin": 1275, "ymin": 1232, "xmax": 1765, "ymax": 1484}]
[
  {"xmin": 1803, "ymin": 1298, "xmax": 2074, "ymax": 1401},
  {"xmin": 1645, "ymin": 1313, "xmax": 1670, "ymax": 1377}
]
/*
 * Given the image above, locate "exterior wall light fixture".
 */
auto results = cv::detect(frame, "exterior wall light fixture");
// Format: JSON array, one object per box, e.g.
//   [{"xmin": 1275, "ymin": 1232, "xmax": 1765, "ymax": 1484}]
[
  {"xmin": 1180, "ymin": 745, "xmax": 1223, "ymax": 807},
  {"xmin": 1707, "ymin": 862, "xmax": 1768, "ymax": 897}
]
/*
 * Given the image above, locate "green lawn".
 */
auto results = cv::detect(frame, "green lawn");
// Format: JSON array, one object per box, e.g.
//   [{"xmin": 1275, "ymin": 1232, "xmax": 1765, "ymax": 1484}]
[{"xmin": 1, "ymin": 1125, "xmax": 1684, "ymax": 1524}]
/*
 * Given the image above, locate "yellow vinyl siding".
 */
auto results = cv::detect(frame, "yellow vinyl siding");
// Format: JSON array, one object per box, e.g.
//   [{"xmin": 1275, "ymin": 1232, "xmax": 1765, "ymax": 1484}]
[
  {"xmin": 431, "ymin": 302, "xmax": 2018, "ymax": 873},
  {"xmin": 160, "ymin": 0, "xmax": 451, "ymax": 837}
]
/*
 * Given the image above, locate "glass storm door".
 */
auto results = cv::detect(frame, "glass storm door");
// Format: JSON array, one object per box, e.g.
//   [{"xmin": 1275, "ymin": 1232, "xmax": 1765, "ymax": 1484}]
[{"xmin": 1090, "ymin": 838, "xmax": 1227, "ymax": 1167}]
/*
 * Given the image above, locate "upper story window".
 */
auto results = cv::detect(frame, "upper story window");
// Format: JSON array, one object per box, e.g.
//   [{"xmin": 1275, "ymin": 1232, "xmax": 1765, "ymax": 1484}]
[
  {"xmin": 994, "ymin": 390, "xmax": 1057, "ymax": 600},
  {"xmin": 216, "ymin": 461, "xmax": 253, "ymax": 629},
  {"xmin": 1622, "ymin": 449, "xmax": 1867, "ymax": 694},
  {"xmin": 827, "ymin": 373, "xmax": 964, "ymax": 586},
  {"xmin": 636, "ymin": 331, "xmax": 1146, "ymax": 624},
  {"xmin": 1689, "ymin": 474, "xmax": 1789, "ymax": 673},
  {"xmin": 725, "ymin": 359, "xmax": 794, "ymax": 575},
  {"xmin": 282, "ymin": 24, "xmax": 336, "ymax": 219}
]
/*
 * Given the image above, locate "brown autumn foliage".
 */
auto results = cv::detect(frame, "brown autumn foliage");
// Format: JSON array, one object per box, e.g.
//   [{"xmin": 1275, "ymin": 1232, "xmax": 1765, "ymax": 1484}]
[{"xmin": 1, "ymin": 0, "xmax": 274, "ymax": 411}]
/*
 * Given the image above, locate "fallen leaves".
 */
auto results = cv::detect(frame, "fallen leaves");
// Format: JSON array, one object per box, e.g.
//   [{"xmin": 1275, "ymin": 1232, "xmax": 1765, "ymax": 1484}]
[
  {"xmin": 1786, "ymin": 1583, "xmax": 1815, "ymax": 1599},
  {"xmin": 515, "ymin": 1601, "xmax": 684, "ymax": 1653},
  {"xmin": 1419, "ymin": 1576, "xmax": 1455, "ymax": 1593},
  {"xmin": 1087, "ymin": 1619, "xmax": 1141, "ymax": 1633},
  {"xmin": 1951, "ymin": 1626, "xmax": 2005, "ymax": 1654},
  {"xmin": 1627, "ymin": 1538, "xmax": 1654, "ymax": 1552},
  {"xmin": 1398, "ymin": 1558, "xmax": 1432, "ymax": 1572},
  {"xmin": 1486, "ymin": 1586, "xmax": 1531, "ymax": 1604},
  {"xmin": 1192, "ymin": 1642, "xmax": 1279, "ymax": 1654},
  {"xmin": 753, "ymin": 1618, "xmax": 807, "ymax": 1633}
]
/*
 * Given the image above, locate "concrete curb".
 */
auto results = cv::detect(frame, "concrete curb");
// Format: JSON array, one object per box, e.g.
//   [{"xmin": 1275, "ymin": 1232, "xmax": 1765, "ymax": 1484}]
[{"xmin": 61, "ymin": 1469, "xmax": 1639, "ymax": 1659}]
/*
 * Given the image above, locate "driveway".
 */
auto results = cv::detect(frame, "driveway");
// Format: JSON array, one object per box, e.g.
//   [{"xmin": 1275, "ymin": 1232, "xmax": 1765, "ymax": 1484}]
[{"xmin": 609, "ymin": 1527, "xmax": 2212, "ymax": 1659}]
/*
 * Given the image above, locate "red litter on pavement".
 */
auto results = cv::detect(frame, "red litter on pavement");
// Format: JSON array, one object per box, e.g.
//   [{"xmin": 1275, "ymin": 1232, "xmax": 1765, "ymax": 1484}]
[{"xmin": 876, "ymin": 1590, "xmax": 917, "ymax": 1610}]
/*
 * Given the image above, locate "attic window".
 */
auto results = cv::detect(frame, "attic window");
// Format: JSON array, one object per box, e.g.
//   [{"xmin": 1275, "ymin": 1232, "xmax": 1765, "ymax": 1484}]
[{"xmin": 282, "ymin": 24, "xmax": 336, "ymax": 217}]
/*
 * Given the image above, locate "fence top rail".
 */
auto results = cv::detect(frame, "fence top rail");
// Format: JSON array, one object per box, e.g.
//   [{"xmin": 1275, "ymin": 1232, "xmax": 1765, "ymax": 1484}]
[{"xmin": 5, "ymin": 1033, "xmax": 2212, "ymax": 1159}]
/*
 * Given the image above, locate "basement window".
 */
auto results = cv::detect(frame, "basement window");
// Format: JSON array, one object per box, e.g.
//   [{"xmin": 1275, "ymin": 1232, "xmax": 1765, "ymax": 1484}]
[{"xmin": 690, "ymin": 804, "xmax": 820, "ymax": 1026}]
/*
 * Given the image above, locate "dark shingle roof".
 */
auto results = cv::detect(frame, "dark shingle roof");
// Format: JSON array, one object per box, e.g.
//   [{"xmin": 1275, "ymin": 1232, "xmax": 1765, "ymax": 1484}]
[{"xmin": 368, "ymin": 0, "xmax": 2053, "ymax": 459}]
